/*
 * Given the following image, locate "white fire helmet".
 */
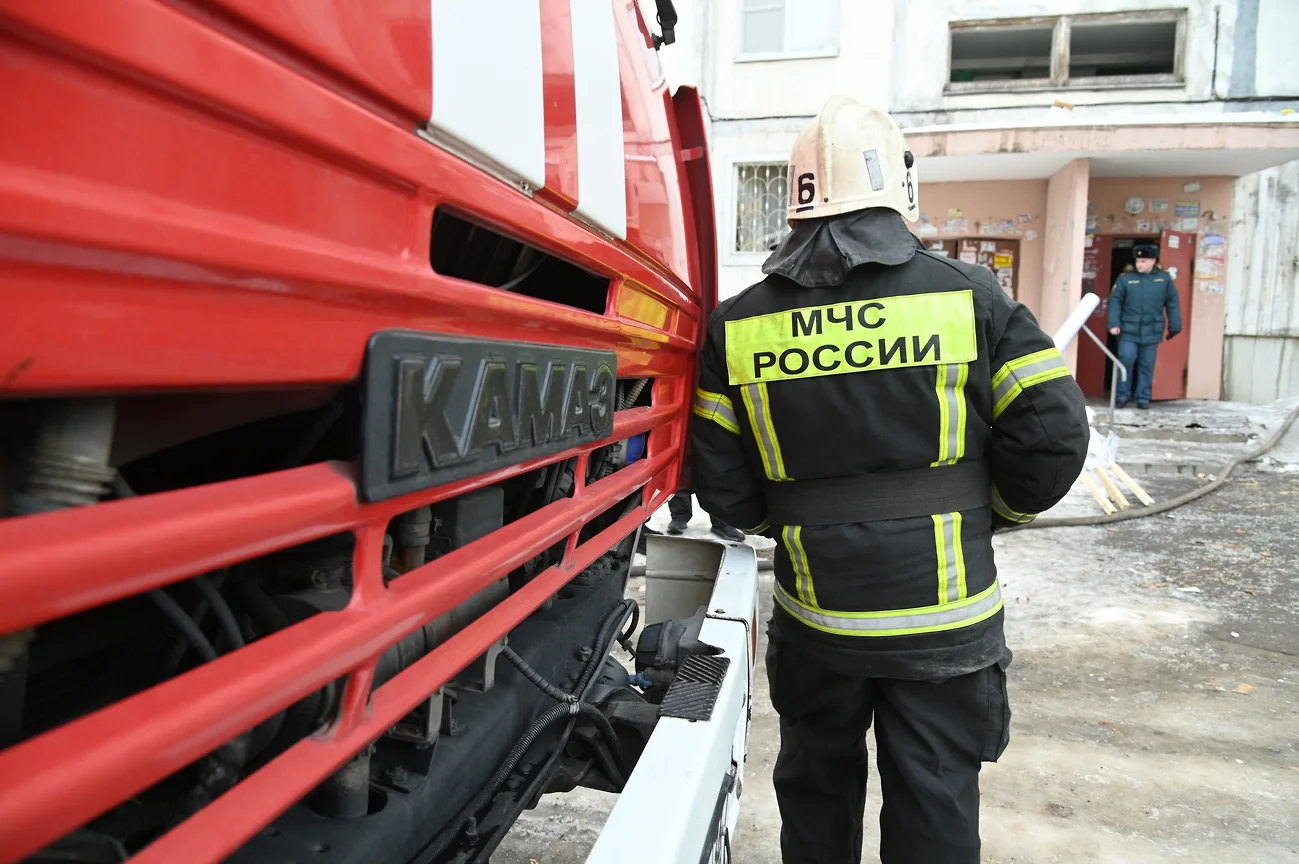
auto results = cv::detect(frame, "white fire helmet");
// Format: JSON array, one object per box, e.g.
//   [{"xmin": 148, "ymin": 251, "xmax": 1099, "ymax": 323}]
[{"xmin": 786, "ymin": 95, "xmax": 918, "ymax": 223}]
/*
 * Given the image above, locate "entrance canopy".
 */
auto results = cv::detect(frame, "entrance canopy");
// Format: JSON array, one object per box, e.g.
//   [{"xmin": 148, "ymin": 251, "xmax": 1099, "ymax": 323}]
[{"xmin": 905, "ymin": 115, "xmax": 1299, "ymax": 181}]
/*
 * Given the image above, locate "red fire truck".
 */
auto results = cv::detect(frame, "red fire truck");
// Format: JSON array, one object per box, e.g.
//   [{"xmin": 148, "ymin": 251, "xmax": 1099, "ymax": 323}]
[{"xmin": 0, "ymin": 2, "xmax": 758, "ymax": 862}]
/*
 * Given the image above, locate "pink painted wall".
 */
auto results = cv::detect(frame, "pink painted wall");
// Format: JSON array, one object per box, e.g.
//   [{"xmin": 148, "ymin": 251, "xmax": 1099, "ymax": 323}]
[
  {"xmin": 1043, "ymin": 160, "xmax": 1091, "ymax": 369},
  {"xmin": 908, "ymin": 172, "xmax": 1234, "ymax": 398},
  {"xmin": 909, "ymin": 180, "xmax": 1050, "ymax": 311},
  {"xmin": 1087, "ymin": 177, "xmax": 1235, "ymax": 399}
]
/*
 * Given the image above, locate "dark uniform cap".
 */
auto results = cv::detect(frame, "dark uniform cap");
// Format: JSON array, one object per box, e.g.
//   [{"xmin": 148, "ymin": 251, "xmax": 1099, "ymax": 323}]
[{"xmin": 1133, "ymin": 244, "xmax": 1159, "ymax": 260}]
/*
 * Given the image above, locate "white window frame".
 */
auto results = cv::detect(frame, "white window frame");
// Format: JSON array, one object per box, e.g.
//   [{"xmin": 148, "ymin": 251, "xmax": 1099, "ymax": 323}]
[
  {"xmin": 726, "ymin": 155, "xmax": 794, "ymax": 265},
  {"xmin": 945, "ymin": 9, "xmax": 1187, "ymax": 94},
  {"xmin": 736, "ymin": 0, "xmax": 840, "ymax": 63}
]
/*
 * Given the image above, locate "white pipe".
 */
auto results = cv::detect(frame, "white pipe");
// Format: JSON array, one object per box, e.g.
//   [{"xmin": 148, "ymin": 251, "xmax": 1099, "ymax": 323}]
[{"xmin": 1052, "ymin": 292, "xmax": 1101, "ymax": 352}]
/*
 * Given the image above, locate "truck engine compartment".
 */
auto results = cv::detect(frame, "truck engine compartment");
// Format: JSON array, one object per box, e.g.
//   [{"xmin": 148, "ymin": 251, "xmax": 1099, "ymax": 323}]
[{"xmin": 0, "ymin": 378, "xmax": 698, "ymax": 864}]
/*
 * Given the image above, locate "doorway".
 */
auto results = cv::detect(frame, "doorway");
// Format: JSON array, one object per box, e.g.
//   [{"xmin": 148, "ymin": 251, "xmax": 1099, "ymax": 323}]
[
  {"xmin": 1076, "ymin": 231, "xmax": 1195, "ymax": 400},
  {"xmin": 1102, "ymin": 236, "xmax": 1159, "ymax": 394}
]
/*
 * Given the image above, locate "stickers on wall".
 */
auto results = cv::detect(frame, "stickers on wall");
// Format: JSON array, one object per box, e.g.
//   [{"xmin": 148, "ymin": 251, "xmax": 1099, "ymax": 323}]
[
  {"xmin": 994, "ymin": 253, "xmax": 1013, "ymax": 269},
  {"xmin": 996, "ymin": 268, "xmax": 1014, "ymax": 295},
  {"xmin": 1195, "ymin": 258, "xmax": 1224, "ymax": 277},
  {"xmin": 948, "ymin": 207, "xmax": 964, "ymax": 218},
  {"xmin": 917, "ymin": 222, "xmax": 939, "ymax": 237},
  {"xmin": 959, "ymin": 250, "xmax": 978, "ymax": 265},
  {"xmin": 1136, "ymin": 219, "xmax": 1151, "ymax": 232},
  {"xmin": 1198, "ymin": 280, "xmax": 1224, "ymax": 294},
  {"xmin": 978, "ymin": 219, "xmax": 1018, "ymax": 236},
  {"xmin": 1124, "ymin": 196, "xmax": 1145, "ymax": 215},
  {"xmin": 980, "ymin": 240, "xmax": 997, "ymax": 252},
  {"xmin": 1184, "ymin": 181, "xmax": 1201, "ymax": 193},
  {"xmin": 1150, "ymin": 199, "xmax": 1170, "ymax": 213},
  {"xmin": 1017, "ymin": 213, "xmax": 1033, "ymax": 225},
  {"xmin": 943, "ymin": 218, "xmax": 969, "ymax": 234},
  {"xmin": 1168, "ymin": 235, "xmax": 1180, "ymax": 249},
  {"xmin": 1025, "ymin": 229, "xmax": 1039, "ymax": 242},
  {"xmin": 1180, "ymin": 218, "xmax": 1199, "ymax": 231},
  {"xmin": 1175, "ymin": 200, "xmax": 1200, "ymax": 219}
]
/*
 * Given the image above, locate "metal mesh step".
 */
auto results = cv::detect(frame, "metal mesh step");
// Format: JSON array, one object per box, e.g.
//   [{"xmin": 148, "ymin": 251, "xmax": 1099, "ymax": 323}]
[{"xmin": 658, "ymin": 654, "xmax": 730, "ymax": 722}]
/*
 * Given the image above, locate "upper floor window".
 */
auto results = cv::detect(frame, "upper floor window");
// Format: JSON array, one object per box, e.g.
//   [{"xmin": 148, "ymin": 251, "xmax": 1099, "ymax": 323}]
[
  {"xmin": 948, "ymin": 11, "xmax": 1183, "ymax": 91},
  {"xmin": 735, "ymin": 163, "xmax": 790, "ymax": 254},
  {"xmin": 740, "ymin": 0, "xmax": 839, "ymax": 60}
]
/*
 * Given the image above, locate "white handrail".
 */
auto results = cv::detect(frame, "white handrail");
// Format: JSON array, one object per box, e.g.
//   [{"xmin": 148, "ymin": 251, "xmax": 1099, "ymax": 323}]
[
  {"xmin": 1052, "ymin": 292, "xmax": 1100, "ymax": 351},
  {"xmin": 1051, "ymin": 293, "xmax": 1131, "ymax": 433}
]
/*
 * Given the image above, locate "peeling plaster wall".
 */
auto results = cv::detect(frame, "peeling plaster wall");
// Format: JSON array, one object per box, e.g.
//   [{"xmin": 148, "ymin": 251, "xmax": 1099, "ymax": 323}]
[
  {"xmin": 908, "ymin": 180, "xmax": 1050, "ymax": 311},
  {"xmin": 1223, "ymin": 160, "xmax": 1299, "ymax": 403}
]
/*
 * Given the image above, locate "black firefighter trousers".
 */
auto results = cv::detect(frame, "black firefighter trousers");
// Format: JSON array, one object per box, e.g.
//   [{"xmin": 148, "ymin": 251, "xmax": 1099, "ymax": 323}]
[{"xmin": 767, "ymin": 625, "xmax": 1011, "ymax": 864}]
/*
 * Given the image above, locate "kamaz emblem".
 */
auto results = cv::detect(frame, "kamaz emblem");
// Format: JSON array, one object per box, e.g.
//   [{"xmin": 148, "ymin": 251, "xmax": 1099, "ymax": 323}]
[{"xmin": 361, "ymin": 333, "xmax": 617, "ymax": 502}]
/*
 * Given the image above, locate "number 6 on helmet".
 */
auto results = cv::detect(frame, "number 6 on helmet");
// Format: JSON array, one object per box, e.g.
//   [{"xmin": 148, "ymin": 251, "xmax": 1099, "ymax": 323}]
[{"xmin": 785, "ymin": 94, "xmax": 919, "ymax": 224}]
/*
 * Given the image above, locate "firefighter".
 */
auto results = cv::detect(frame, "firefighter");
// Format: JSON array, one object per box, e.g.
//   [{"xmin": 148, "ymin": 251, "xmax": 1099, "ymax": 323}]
[
  {"xmin": 689, "ymin": 96, "xmax": 1089, "ymax": 864},
  {"xmin": 1108, "ymin": 244, "xmax": 1182, "ymax": 409}
]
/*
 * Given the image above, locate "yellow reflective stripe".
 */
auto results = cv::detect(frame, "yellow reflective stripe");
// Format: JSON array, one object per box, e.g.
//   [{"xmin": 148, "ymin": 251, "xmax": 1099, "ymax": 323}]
[
  {"xmin": 723, "ymin": 291, "xmax": 978, "ymax": 385},
  {"xmin": 932, "ymin": 514, "xmax": 948, "ymax": 604},
  {"xmin": 741, "ymin": 383, "xmax": 789, "ymax": 481},
  {"xmin": 933, "ymin": 366, "xmax": 950, "ymax": 465},
  {"xmin": 991, "ymin": 348, "xmax": 1072, "ymax": 419},
  {"xmin": 932, "ymin": 512, "xmax": 967, "ymax": 603},
  {"xmin": 774, "ymin": 579, "xmax": 1003, "ymax": 637},
  {"xmin": 782, "ymin": 525, "xmax": 817, "ymax": 606},
  {"xmin": 931, "ymin": 363, "xmax": 969, "ymax": 466},
  {"xmin": 992, "ymin": 485, "xmax": 1035, "ymax": 524},
  {"xmin": 954, "ymin": 512, "xmax": 967, "ymax": 599},
  {"xmin": 745, "ymin": 517, "xmax": 771, "ymax": 534},
  {"xmin": 953, "ymin": 363, "xmax": 968, "ymax": 462},
  {"xmin": 692, "ymin": 387, "xmax": 740, "ymax": 434}
]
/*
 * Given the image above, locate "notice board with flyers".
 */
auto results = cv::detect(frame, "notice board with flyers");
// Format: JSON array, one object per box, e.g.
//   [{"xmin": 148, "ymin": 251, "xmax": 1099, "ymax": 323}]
[{"xmin": 925, "ymin": 239, "xmax": 1019, "ymax": 299}]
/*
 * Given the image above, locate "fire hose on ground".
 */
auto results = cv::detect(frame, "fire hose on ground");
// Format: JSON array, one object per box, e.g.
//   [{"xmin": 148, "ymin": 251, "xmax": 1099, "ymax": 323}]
[{"xmin": 1007, "ymin": 398, "xmax": 1299, "ymax": 532}]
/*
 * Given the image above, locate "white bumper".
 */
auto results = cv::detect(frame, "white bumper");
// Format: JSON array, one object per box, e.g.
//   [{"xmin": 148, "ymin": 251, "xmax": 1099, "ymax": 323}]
[{"xmin": 585, "ymin": 537, "xmax": 760, "ymax": 864}]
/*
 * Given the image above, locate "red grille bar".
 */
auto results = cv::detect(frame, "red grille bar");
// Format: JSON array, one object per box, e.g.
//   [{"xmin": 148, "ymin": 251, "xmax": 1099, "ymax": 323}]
[
  {"xmin": 0, "ymin": 405, "xmax": 674, "ymax": 635},
  {"xmin": 0, "ymin": 449, "xmax": 673, "ymax": 863}
]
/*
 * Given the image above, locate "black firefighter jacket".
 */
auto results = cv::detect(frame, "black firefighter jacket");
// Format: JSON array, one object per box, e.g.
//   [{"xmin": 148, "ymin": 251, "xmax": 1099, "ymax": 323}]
[{"xmin": 691, "ymin": 235, "xmax": 1089, "ymax": 679}]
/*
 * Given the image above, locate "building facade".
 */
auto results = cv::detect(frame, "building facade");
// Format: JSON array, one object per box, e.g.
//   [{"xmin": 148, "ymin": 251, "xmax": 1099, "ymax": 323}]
[{"xmin": 663, "ymin": 0, "xmax": 1299, "ymax": 401}]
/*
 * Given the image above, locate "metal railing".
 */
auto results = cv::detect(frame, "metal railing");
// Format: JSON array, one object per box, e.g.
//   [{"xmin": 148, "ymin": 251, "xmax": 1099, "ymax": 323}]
[{"xmin": 1053, "ymin": 293, "xmax": 1128, "ymax": 434}]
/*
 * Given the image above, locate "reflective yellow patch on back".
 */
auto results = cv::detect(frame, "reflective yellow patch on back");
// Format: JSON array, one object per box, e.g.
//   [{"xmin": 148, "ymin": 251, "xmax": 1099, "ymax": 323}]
[{"xmin": 724, "ymin": 291, "xmax": 978, "ymax": 385}]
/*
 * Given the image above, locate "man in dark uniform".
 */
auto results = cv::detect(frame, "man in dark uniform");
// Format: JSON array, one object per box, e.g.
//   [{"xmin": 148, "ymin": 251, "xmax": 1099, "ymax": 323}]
[
  {"xmin": 689, "ymin": 96, "xmax": 1089, "ymax": 864},
  {"xmin": 665, "ymin": 491, "xmax": 745, "ymax": 539},
  {"xmin": 1108, "ymin": 244, "xmax": 1182, "ymax": 408}
]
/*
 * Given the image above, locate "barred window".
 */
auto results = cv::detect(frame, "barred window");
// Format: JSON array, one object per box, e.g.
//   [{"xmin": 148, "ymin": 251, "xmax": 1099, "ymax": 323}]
[{"xmin": 735, "ymin": 163, "xmax": 790, "ymax": 254}]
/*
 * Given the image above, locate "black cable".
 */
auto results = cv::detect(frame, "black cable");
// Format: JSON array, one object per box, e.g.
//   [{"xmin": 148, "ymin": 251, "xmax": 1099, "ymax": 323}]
[
  {"xmin": 415, "ymin": 703, "xmax": 575, "ymax": 864},
  {"xmin": 580, "ymin": 704, "xmax": 630, "ymax": 785},
  {"xmin": 617, "ymin": 600, "xmax": 639, "ymax": 654},
  {"xmin": 194, "ymin": 574, "xmax": 244, "ymax": 649},
  {"xmin": 575, "ymin": 599, "xmax": 636, "ymax": 696},
  {"xmin": 466, "ymin": 714, "xmax": 579, "ymax": 864},
  {"xmin": 164, "ymin": 595, "xmax": 212, "ymax": 675},
  {"xmin": 499, "ymin": 646, "xmax": 630, "ymax": 783},
  {"xmin": 414, "ymin": 593, "xmax": 635, "ymax": 864},
  {"xmin": 147, "ymin": 589, "xmax": 217, "ymax": 663},
  {"xmin": 501, "ymin": 646, "xmax": 573, "ymax": 704},
  {"xmin": 1008, "ymin": 401, "xmax": 1299, "ymax": 531},
  {"xmin": 116, "ymin": 477, "xmax": 241, "ymax": 659}
]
